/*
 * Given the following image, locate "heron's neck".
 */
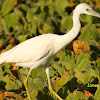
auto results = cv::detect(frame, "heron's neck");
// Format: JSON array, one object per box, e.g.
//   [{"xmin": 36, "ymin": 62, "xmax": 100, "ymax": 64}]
[
  {"xmin": 65, "ymin": 11, "xmax": 81, "ymax": 43},
  {"xmin": 55, "ymin": 11, "xmax": 81, "ymax": 53}
]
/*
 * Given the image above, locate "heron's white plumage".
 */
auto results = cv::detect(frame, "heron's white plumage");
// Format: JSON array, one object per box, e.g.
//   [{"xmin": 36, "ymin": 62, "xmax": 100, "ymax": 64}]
[
  {"xmin": 0, "ymin": 3, "xmax": 100, "ymax": 69},
  {"xmin": 0, "ymin": 34, "xmax": 59, "ymax": 67},
  {"xmin": 5, "ymin": 34, "xmax": 55, "ymax": 62}
]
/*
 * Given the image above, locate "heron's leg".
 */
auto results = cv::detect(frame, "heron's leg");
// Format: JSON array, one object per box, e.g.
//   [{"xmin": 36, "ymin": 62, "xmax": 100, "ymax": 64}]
[
  {"xmin": 24, "ymin": 68, "xmax": 32, "ymax": 100},
  {"xmin": 45, "ymin": 64, "xmax": 63, "ymax": 100}
]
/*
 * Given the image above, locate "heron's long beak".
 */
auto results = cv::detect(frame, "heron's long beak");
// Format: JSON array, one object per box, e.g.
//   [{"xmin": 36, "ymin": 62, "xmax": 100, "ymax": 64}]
[{"xmin": 90, "ymin": 10, "xmax": 100, "ymax": 18}]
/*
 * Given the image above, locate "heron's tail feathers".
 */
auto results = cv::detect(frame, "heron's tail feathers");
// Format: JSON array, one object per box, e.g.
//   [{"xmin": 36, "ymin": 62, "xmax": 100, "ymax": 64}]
[{"xmin": 0, "ymin": 51, "xmax": 8, "ymax": 64}]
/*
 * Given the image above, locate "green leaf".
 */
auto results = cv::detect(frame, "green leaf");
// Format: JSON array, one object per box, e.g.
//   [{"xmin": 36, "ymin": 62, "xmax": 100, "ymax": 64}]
[
  {"xmin": 4, "ymin": 13, "xmax": 19, "ymax": 29},
  {"xmin": 52, "ymin": 74, "xmax": 73, "ymax": 91},
  {"xmin": 1, "ymin": 0, "xmax": 17, "ymax": 15},
  {"xmin": 76, "ymin": 53, "xmax": 90, "ymax": 71},
  {"xmin": 18, "ymin": 68, "xmax": 29, "ymax": 82},
  {"xmin": 59, "ymin": 51, "xmax": 75, "ymax": 65},
  {"xmin": 66, "ymin": 93, "xmax": 75, "ymax": 100},
  {"xmin": 73, "ymin": 91, "xmax": 87, "ymax": 100},
  {"xmin": 54, "ymin": 0, "xmax": 69, "ymax": 12},
  {"xmin": 52, "ymin": 63, "xmax": 65, "ymax": 76},
  {"xmin": 77, "ymin": 58, "xmax": 90, "ymax": 71},
  {"xmin": 61, "ymin": 61, "xmax": 73, "ymax": 70},
  {"xmin": 60, "ymin": 16, "xmax": 73, "ymax": 32},
  {"xmin": 94, "ymin": 87, "xmax": 100, "ymax": 99},
  {"xmin": 96, "ymin": 59, "xmax": 100, "ymax": 69},
  {"xmin": 86, "ymin": 67, "xmax": 100, "ymax": 80},
  {"xmin": 32, "ymin": 78, "xmax": 47, "ymax": 90},
  {"xmin": 0, "ymin": 38, "xmax": 5, "ymax": 44},
  {"xmin": 5, "ymin": 81, "xmax": 19, "ymax": 91},
  {"xmin": 26, "ymin": 10, "xmax": 34, "ymax": 22},
  {"xmin": 17, "ymin": 4, "xmax": 30, "ymax": 11},
  {"xmin": 76, "ymin": 53, "xmax": 89, "ymax": 65},
  {"xmin": 78, "ymin": 24, "xmax": 100, "ymax": 41},
  {"xmin": 3, "ymin": 63, "xmax": 13, "ymax": 75},
  {"xmin": 55, "ymin": 50, "xmax": 75, "ymax": 71},
  {"xmin": 30, "ymin": 89, "xmax": 38, "ymax": 100},
  {"xmin": 80, "ymin": 15, "xmax": 93, "ymax": 24},
  {"xmin": 74, "ymin": 68, "xmax": 92, "ymax": 84},
  {"xmin": 5, "ymin": 44, "xmax": 13, "ymax": 51},
  {"xmin": 38, "ymin": 12, "xmax": 46, "ymax": 19},
  {"xmin": 3, "ymin": 75, "xmax": 12, "ymax": 83},
  {"xmin": 0, "ymin": 65, "xmax": 4, "ymax": 77},
  {"xmin": 17, "ymin": 34, "xmax": 28, "ymax": 42},
  {"xmin": 31, "ymin": 67, "xmax": 46, "ymax": 78}
]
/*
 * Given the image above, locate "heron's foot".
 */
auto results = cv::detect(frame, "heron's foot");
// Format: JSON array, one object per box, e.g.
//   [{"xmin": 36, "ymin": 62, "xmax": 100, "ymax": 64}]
[{"xmin": 49, "ymin": 86, "xmax": 63, "ymax": 100}]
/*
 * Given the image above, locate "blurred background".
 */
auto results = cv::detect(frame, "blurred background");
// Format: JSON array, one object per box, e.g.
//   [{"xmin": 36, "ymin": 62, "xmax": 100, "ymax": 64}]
[{"xmin": 0, "ymin": 0, "xmax": 100, "ymax": 100}]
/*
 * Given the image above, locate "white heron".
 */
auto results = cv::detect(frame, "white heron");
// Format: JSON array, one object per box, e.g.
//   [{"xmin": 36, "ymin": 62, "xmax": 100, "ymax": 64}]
[{"xmin": 0, "ymin": 3, "xmax": 100, "ymax": 100}]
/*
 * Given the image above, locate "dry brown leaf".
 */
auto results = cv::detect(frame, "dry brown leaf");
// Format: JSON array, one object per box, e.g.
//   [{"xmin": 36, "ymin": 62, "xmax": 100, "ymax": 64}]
[
  {"xmin": 11, "ymin": 65, "xmax": 18, "ymax": 75},
  {"xmin": 8, "ymin": 75, "xmax": 16, "ymax": 81},
  {"xmin": 0, "ymin": 90, "xmax": 3, "ymax": 100},
  {"xmin": 72, "ymin": 40, "xmax": 90, "ymax": 54},
  {"xmin": 0, "ymin": 44, "xmax": 2, "ymax": 49},
  {"xmin": 9, "ymin": 37, "xmax": 15, "ymax": 43},
  {"xmin": 73, "ymin": 88, "xmax": 93, "ymax": 98},
  {"xmin": 83, "ymin": 90, "xmax": 93, "ymax": 98},
  {"xmin": 64, "ymin": 71, "xmax": 70, "ymax": 75}
]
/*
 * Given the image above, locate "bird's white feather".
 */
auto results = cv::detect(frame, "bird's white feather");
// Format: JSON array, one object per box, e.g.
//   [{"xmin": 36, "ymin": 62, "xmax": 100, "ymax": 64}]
[{"xmin": 0, "ymin": 34, "xmax": 58, "ymax": 64}]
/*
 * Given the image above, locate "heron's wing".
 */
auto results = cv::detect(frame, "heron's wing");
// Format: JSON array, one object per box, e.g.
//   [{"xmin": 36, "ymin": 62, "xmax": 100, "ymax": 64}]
[
  {"xmin": 35, "ymin": 49, "xmax": 51, "ymax": 62},
  {"xmin": 5, "ymin": 34, "xmax": 53, "ymax": 63}
]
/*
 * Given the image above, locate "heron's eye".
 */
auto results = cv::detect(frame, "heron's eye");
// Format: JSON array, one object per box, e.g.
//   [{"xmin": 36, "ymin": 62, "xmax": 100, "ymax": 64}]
[{"xmin": 86, "ymin": 8, "xmax": 89, "ymax": 11}]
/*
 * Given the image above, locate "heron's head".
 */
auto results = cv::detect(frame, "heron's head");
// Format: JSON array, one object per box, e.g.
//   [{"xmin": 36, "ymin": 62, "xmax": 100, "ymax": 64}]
[{"xmin": 75, "ymin": 3, "xmax": 100, "ymax": 18}]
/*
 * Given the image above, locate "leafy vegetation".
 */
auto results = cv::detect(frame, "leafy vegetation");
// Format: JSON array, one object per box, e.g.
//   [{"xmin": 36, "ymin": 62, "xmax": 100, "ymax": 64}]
[{"xmin": 0, "ymin": 0, "xmax": 100, "ymax": 100}]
